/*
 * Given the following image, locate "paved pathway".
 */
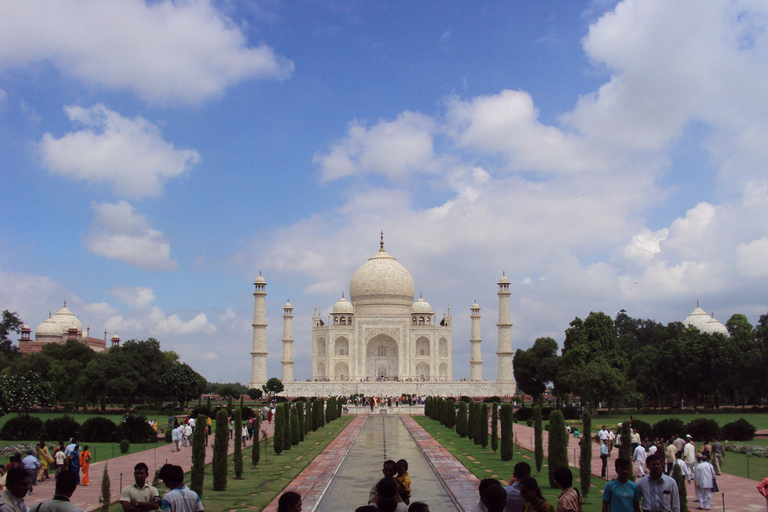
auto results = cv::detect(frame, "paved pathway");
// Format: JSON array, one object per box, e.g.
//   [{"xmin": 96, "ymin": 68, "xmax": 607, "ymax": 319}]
[
  {"xmin": 26, "ymin": 421, "xmax": 275, "ymax": 512},
  {"xmin": 512, "ymin": 422, "xmax": 765, "ymax": 512}
]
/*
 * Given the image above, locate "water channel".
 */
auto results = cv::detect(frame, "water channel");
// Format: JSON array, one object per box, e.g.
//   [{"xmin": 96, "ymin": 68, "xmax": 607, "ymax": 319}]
[{"xmin": 314, "ymin": 414, "xmax": 461, "ymax": 512}]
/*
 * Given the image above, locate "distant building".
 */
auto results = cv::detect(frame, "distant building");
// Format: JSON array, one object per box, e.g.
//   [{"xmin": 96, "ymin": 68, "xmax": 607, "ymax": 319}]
[
  {"xmin": 682, "ymin": 301, "xmax": 729, "ymax": 336},
  {"xmin": 18, "ymin": 301, "xmax": 120, "ymax": 354}
]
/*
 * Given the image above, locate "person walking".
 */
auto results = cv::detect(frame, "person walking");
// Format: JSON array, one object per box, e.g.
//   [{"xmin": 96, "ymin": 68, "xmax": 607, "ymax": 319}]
[
  {"xmin": 600, "ymin": 440, "xmax": 609, "ymax": 478},
  {"xmin": 602, "ymin": 459, "xmax": 640, "ymax": 512},
  {"xmin": 30, "ymin": 471, "xmax": 83, "ymax": 512},
  {"xmin": 710, "ymin": 439, "xmax": 724, "ymax": 475},
  {"xmin": 636, "ymin": 454, "xmax": 680, "ymax": 512},
  {"xmin": 158, "ymin": 465, "xmax": 203, "ymax": 512},
  {"xmin": 694, "ymin": 456, "xmax": 715, "ymax": 511},
  {"xmin": 20, "ymin": 452, "xmax": 39, "ymax": 496},
  {"xmin": 78, "ymin": 446, "xmax": 91, "ymax": 486}
]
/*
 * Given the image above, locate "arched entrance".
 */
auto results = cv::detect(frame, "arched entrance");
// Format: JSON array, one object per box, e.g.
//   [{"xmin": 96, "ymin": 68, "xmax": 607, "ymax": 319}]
[{"xmin": 366, "ymin": 334, "xmax": 398, "ymax": 379}]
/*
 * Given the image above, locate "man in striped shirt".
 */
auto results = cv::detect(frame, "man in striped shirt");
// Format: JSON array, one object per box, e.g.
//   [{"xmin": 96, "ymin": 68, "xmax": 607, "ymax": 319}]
[{"xmin": 158, "ymin": 465, "xmax": 204, "ymax": 512}]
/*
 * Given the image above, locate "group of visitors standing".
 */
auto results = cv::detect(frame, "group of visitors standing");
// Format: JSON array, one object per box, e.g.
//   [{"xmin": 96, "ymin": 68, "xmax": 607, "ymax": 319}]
[{"xmin": 0, "ymin": 440, "xmax": 90, "ymax": 497}]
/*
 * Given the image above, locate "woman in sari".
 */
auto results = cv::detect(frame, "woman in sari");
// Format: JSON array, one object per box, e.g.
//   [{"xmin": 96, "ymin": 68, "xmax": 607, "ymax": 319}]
[
  {"xmin": 79, "ymin": 445, "xmax": 91, "ymax": 485},
  {"xmin": 37, "ymin": 441, "xmax": 54, "ymax": 481},
  {"xmin": 69, "ymin": 444, "xmax": 80, "ymax": 484}
]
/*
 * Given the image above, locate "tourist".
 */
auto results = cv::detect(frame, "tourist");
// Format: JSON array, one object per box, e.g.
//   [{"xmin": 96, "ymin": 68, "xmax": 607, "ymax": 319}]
[
  {"xmin": 472, "ymin": 478, "xmax": 503, "ymax": 512},
  {"xmin": 700, "ymin": 440, "xmax": 711, "ymax": 461},
  {"xmin": 408, "ymin": 503, "xmax": 429, "ymax": 512},
  {"xmin": 369, "ymin": 461, "xmax": 398, "ymax": 504},
  {"xmin": 276, "ymin": 491, "xmax": 301, "ymax": 512},
  {"xmin": 710, "ymin": 439, "xmax": 724, "ymax": 475},
  {"xmin": 20, "ymin": 452, "xmax": 39, "ymax": 495},
  {"xmin": 683, "ymin": 438, "xmax": 696, "ymax": 482},
  {"xmin": 68, "ymin": 445, "xmax": 80, "ymax": 486},
  {"xmin": 158, "ymin": 464, "xmax": 203, "ymax": 512},
  {"xmin": 504, "ymin": 462, "xmax": 531, "ymax": 512},
  {"xmin": 600, "ymin": 440, "xmax": 609, "ymax": 478},
  {"xmin": 483, "ymin": 484, "xmax": 508, "ymax": 512},
  {"xmin": 694, "ymin": 456, "xmax": 715, "ymax": 510},
  {"xmin": 36, "ymin": 442, "xmax": 53, "ymax": 482},
  {"xmin": 519, "ymin": 477, "xmax": 554, "ymax": 512},
  {"xmin": 184, "ymin": 424, "xmax": 192, "ymax": 448},
  {"xmin": 0, "ymin": 467, "xmax": 6, "ymax": 493},
  {"xmin": 242, "ymin": 424, "xmax": 248, "ymax": 448},
  {"xmin": 598, "ymin": 426, "xmax": 610, "ymax": 446},
  {"xmin": 171, "ymin": 426, "xmax": 181, "ymax": 453},
  {"xmin": 0, "ymin": 468, "xmax": 31, "ymax": 512},
  {"xmin": 636, "ymin": 454, "xmax": 679, "ymax": 512},
  {"xmin": 371, "ymin": 478, "xmax": 407, "ymax": 512},
  {"xmin": 54, "ymin": 444, "xmax": 67, "ymax": 477},
  {"xmin": 395, "ymin": 459, "xmax": 411, "ymax": 505},
  {"xmin": 632, "ymin": 442, "xmax": 647, "ymax": 477},
  {"xmin": 665, "ymin": 439, "xmax": 677, "ymax": 475},
  {"xmin": 630, "ymin": 429, "xmax": 641, "ymax": 454},
  {"xmin": 120, "ymin": 462, "xmax": 160, "ymax": 512},
  {"xmin": 553, "ymin": 467, "xmax": 581, "ymax": 512},
  {"xmin": 32, "ymin": 471, "xmax": 83, "ymax": 512},
  {"xmin": 601, "ymin": 458, "xmax": 640, "ymax": 512},
  {"xmin": 673, "ymin": 452, "xmax": 689, "ymax": 481},
  {"xmin": 756, "ymin": 474, "xmax": 768, "ymax": 510},
  {"xmin": 78, "ymin": 446, "xmax": 91, "ymax": 486},
  {"xmin": 673, "ymin": 436, "xmax": 685, "ymax": 457}
]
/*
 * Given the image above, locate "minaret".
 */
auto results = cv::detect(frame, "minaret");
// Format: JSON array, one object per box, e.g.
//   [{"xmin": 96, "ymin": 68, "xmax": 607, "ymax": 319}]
[
  {"xmin": 249, "ymin": 273, "xmax": 268, "ymax": 389},
  {"xmin": 470, "ymin": 301, "xmax": 482, "ymax": 381},
  {"xmin": 281, "ymin": 300, "xmax": 294, "ymax": 382},
  {"xmin": 496, "ymin": 273, "xmax": 514, "ymax": 382}
]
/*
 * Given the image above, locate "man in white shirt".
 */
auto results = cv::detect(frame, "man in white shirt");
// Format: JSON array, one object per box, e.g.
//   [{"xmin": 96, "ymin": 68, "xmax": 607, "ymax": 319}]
[
  {"xmin": 633, "ymin": 443, "xmax": 648, "ymax": 477},
  {"xmin": 683, "ymin": 438, "xmax": 697, "ymax": 482},
  {"xmin": 120, "ymin": 463, "xmax": 159, "ymax": 512},
  {"xmin": 637, "ymin": 454, "xmax": 680, "ymax": 512},
  {"xmin": 694, "ymin": 457, "xmax": 715, "ymax": 510},
  {"xmin": 599, "ymin": 426, "xmax": 610, "ymax": 443},
  {"xmin": 31, "ymin": 471, "xmax": 83, "ymax": 512}
]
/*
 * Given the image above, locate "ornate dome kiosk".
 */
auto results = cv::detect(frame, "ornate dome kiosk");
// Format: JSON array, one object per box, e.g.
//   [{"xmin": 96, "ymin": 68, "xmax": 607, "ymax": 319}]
[{"xmin": 251, "ymin": 237, "xmax": 517, "ymax": 398}]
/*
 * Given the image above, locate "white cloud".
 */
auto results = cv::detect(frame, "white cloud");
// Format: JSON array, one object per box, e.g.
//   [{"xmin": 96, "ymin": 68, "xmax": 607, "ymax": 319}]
[
  {"xmin": 314, "ymin": 111, "xmax": 436, "ymax": 181},
  {"xmin": 39, "ymin": 104, "xmax": 199, "ymax": 199},
  {"xmin": 737, "ymin": 237, "xmax": 768, "ymax": 278},
  {"xmin": 110, "ymin": 286, "xmax": 156, "ymax": 308},
  {"xmin": 86, "ymin": 201, "xmax": 177, "ymax": 270},
  {"xmin": 0, "ymin": 0, "xmax": 294, "ymax": 104},
  {"xmin": 201, "ymin": 351, "xmax": 220, "ymax": 361}
]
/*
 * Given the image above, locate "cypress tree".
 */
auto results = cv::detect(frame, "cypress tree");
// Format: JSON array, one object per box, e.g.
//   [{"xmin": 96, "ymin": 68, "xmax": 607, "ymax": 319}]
[
  {"xmin": 618, "ymin": 422, "xmax": 634, "ymax": 480},
  {"xmin": 305, "ymin": 401, "xmax": 311, "ymax": 435},
  {"xmin": 206, "ymin": 396, "xmax": 211, "ymax": 412},
  {"xmin": 273, "ymin": 403, "xmax": 285, "ymax": 454},
  {"xmin": 240, "ymin": 395, "xmax": 244, "ymax": 410},
  {"xmin": 425, "ymin": 397, "xmax": 430, "ymax": 418},
  {"xmin": 251, "ymin": 414, "xmax": 260, "ymax": 467},
  {"xmin": 547, "ymin": 410, "xmax": 569, "ymax": 488},
  {"xmin": 672, "ymin": 462, "xmax": 688, "ymax": 512},
  {"xmin": 291, "ymin": 405, "xmax": 300, "ymax": 445},
  {"xmin": 296, "ymin": 402, "xmax": 305, "ymax": 442},
  {"xmin": 473, "ymin": 402, "xmax": 483, "ymax": 445},
  {"xmin": 190, "ymin": 414, "xmax": 207, "ymax": 495},
  {"xmin": 227, "ymin": 395, "xmax": 233, "ymax": 415},
  {"xmin": 311, "ymin": 400, "xmax": 320, "ymax": 431},
  {"xmin": 213, "ymin": 408, "xmax": 229, "ymax": 490},
  {"xmin": 500, "ymin": 403, "xmax": 513, "ymax": 461},
  {"xmin": 98, "ymin": 463, "xmax": 110, "ymax": 512},
  {"xmin": 580, "ymin": 411, "xmax": 592, "ymax": 498},
  {"xmin": 337, "ymin": 398, "xmax": 342, "ymax": 418},
  {"xmin": 467, "ymin": 401, "xmax": 475, "ymax": 440},
  {"xmin": 456, "ymin": 401, "xmax": 468, "ymax": 437},
  {"xmin": 534, "ymin": 405, "xmax": 543, "ymax": 474},
  {"xmin": 233, "ymin": 408, "xmax": 243, "ymax": 479},
  {"xmin": 283, "ymin": 403, "xmax": 292, "ymax": 451},
  {"xmin": 480, "ymin": 403, "xmax": 489, "ymax": 448},
  {"xmin": 326, "ymin": 397, "xmax": 333, "ymax": 423},
  {"xmin": 444, "ymin": 398, "xmax": 456, "ymax": 429},
  {"xmin": 319, "ymin": 398, "xmax": 325, "ymax": 427},
  {"xmin": 491, "ymin": 403, "xmax": 499, "ymax": 452}
]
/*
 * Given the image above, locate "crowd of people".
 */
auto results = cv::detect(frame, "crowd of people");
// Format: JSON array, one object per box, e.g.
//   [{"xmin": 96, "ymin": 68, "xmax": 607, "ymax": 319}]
[{"xmin": 0, "ymin": 440, "xmax": 91, "ymax": 498}]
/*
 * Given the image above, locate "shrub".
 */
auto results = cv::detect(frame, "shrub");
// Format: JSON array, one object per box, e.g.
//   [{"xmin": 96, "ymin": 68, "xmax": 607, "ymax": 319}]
[
  {"xmin": 241, "ymin": 406, "xmax": 255, "ymax": 421},
  {"xmin": 459, "ymin": 396, "xmax": 472, "ymax": 403},
  {"xmin": 722, "ymin": 418, "xmax": 756, "ymax": 441},
  {"xmin": 491, "ymin": 403, "xmax": 499, "ymax": 453},
  {"xmin": 444, "ymin": 398, "xmax": 456, "ymax": 430},
  {"xmin": 629, "ymin": 419, "xmax": 654, "ymax": 442},
  {"xmin": 164, "ymin": 429, "xmax": 173, "ymax": 443},
  {"xmin": 547, "ymin": 410, "xmax": 569, "ymax": 488},
  {"xmin": 685, "ymin": 418, "xmax": 721, "ymax": 441},
  {"xmin": 44, "ymin": 415, "xmax": 81, "ymax": 441},
  {"xmin": 515, "ymin": 406, "xmax": 533, "ymax": 422},
  {"xmin": 291, "ymin": 406, "xmax": 300, "ymax": 445},
  {"xmin": 479, "ymin": 403, "xmax": 489, "ymax": 448},
  {"xmin": 311, "ymin": 400, "xmax": 320, "ymax": 431},
  {"xmin": 213, "ymin": 409, "xmax": 228, "ymax": 490},
  {"xmin": 251, "ymin": 415, "xmax": 260, "ymax": 467},
  {"xmin": 534, "ymin": 406, "xmax": 543, "ymax": 474},
  {"xmin": 484, "ymin": 396, "xmax": 501, "ymax": 403},
  {"xmin": 500, "ymin": 403, "xmax": 513, "ymax": 461},
  {"xmin": 456, "ymin": 401, "xmax": 468, "ymax": 437},
  {"xmin": 318, "ymin": 398, "xmax": 325, "ymax": 428},
  {"xmin": 283, "ymin": 404, "xmax": 292, "ymax": 451},
  {"xmin": 562, "ymin": 406, "xmax": 579, "ymax": 420},
  {"xmin": 233, "ymin": 408, "xmax": 243, "ymax": 479},
  {"xmin": 618, "ymin": 422, "xmax": 633, "ymax": 480},
  {"xmin": 190, "ymin": 414, "xmax": 207, "ymax": 496},
  {"xmin": 113, "ymin": 413, "xmax": 157, "ymax": 443},
  {"xmin": 296, "ymin": 402, "xmax": 305, "ymax": 442},
  {"xmin": 99, "ymin": 463, "xmax": 110, "ymax": 512},
  {"xmin": 672, "ymin": 462, "xmax": 688, "ymax": 512},
  {"xmin": 119, "ymin": 439, "xmax": 130, "ymax": 453},
  {"xmin": 191, "ymin": 406, "xmax": 214, "ymax": 419},
  {"xmin": 0, "ymin": 416, "xmax": 44, "ymax": 441},
  {"xmin": 653, "ymin": 418, "xmax": 686, "ymax": 441},
  {"xmin": 79, "ymin": 417, "xmax": 117, "ymax": 442},
  {"xmin": 274, "ymin": 403, "xmax": 285, "ymax": 454},
  {"xmin": 580, "ymin": 411, "xmax": 592, "ymax": 498}
]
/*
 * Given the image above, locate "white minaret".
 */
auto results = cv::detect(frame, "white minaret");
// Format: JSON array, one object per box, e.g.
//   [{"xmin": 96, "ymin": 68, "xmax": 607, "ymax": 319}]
[
  {"xmin": 249, "ymin": 273, "xmax": 268, "ymax": 389},
  {"xmin": 470, "ymin": 301, "xmax": 482, "ymax": 381},
  {"xmin": 496, "ymin": 273, "xmax": 514, "ymax": 382},
  {"xmin": 281, "ymin": 300, "xmax": 294, "ymax": 382}
]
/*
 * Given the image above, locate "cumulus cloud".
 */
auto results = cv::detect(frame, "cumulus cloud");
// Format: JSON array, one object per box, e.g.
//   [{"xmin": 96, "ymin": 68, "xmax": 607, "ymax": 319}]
[
  {"xmin": 39, "ymin": 104, "xmax": 199, "ymax": 199},
  {"xmin": 110, "ymin": 285, "xmax": 157, "ymax": 308},
  {"xmin": 0, "ymin": 0, "xmax": 294, "ymax": 104},
  {"xmin": 86, "ymin": 201, "xmax": 177, "ymax": 270}
]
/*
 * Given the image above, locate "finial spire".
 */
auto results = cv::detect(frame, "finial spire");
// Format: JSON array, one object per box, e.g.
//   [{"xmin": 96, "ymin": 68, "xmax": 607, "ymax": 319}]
[
  {"xmin": 64, "ymin": 299, "xmax": 67, "ymax": 307},
  {"xmin": 697, "ymin": 298, "xmax": 700, "ymax": 307},
  {"xmin": 380, "ymin": 231, "xmax": 384, "ymax": 250},
  {"xmin": 342, "ymin": 292, "xmax": 345, "ymax": 298}
]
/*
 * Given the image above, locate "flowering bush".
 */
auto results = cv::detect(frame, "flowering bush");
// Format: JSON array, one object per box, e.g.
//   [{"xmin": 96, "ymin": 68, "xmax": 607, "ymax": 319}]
[
  {"xmin": 0, "ymin": 443, "xmax": 37, "ymax": 457},
  {"xmin": 723, "ymin": 442, "xmax": 768, "ymax": 458}
]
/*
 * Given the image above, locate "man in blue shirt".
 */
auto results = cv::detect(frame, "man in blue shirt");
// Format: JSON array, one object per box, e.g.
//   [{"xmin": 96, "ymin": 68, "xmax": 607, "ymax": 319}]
[
  {"xmin": 158, "ymin": 465, "xmax": 204, "ymax": 512},
  {"xmin": 603, "ymin": 458, "xmax": 641, "ymax": 512},
  {"xmin": 504, "ymin": 462, "xmax": 530, "ymax": 512}
]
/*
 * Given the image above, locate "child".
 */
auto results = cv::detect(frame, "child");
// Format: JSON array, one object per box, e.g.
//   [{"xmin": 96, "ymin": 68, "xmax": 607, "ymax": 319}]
[{"xmin": 396, "ymin": 459, "xmax": 411, "ymax": 505}]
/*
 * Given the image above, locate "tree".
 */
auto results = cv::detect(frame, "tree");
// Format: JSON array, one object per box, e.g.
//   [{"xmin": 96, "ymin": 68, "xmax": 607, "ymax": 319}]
[
  {"xmin": 580, "ymin": 411, "xmax": 592, "ymax": 499},
  {"xmin": 672, "ymin": 462, "xmax": 688, "ymax": 512},
  {"xmin": 0, "ymin": 310, "xmax": 22, "ymax": 371},
  {"xmin": 251, "ymin": 414, "xmax": 261, "ymax": 467},
  {"xmin": 311, "ymin": 400, "xmax": 320, "ymax": 431},
  {"xmin": 618, "ymin": 422, "xmax": 634, "ymax": 481},
  {"xmin": 218, "ymin": 384, "xmax": 242, "ymax": 400},
  {"xmin": 99, "ymin": 463, "xmax": 110, "ymax": 512},
  {"xmin": 513, "ymin": 337, "xmax": 560, "ymax": 404},
  {"xmin": 233, "ymin": 408, "xmax": 243, "ymax": 479},
  {"xmin": 444, "ymin": 398, "xmax": 456, "ymax": 430},
  {"xmin": 296, "ymin": 402, "xmax": 305, "ymax": 442},
  {"xmin": 283, "ymin": 403, "xmax": 292, "ymax": 451},
  {"xmin": 0, "ymin": 371, "xmax": 54, "ymax": 414},
  {"xmin": 263, "ymin": 378, "xmax": 284, "ymax": 398},
  {"xmin": 190, "ymin": 414, "xmax": 207, "ymax": 495},
  {"xmin": 247, "ymin": 388, "xmax": 263, "ymax": 401},
  {"xmin": 291, "ymin": 405, "xmax": 300, "ymax": 445},
  {"xmin": 534, "ymin": 405, "xmax": 543, "ymax": 474},
  {"xmin": 479, "ymin": 403, "xmax": 489, "ymax": 448},
  {"xmin": 456, "ymin": 401, "xmax": 468, "ymax": 437},
  {"xmin": 547, "ymin": 410, "xmax": 569, "ymax": 488},
  {"xmin": 274, "ymin": 403, "xmax": 285, "ymax": 454},
  {"xmin": 491, "ymin": 403, "xmax": 499, "ymax": 453},
  {"xmin": 161, "ymin": 362, "xmax": 206, "ymax": 408},
  {"xmin": 318, "ymin": 398, "xmax": 325, "ymax": 428},
  {"xmin": 500, "ymin": 404, "xmax": 513, "ymax": 461},
  {"xmin": 213, "ymin": 409, "xmax": 229, "ymax": 490}
]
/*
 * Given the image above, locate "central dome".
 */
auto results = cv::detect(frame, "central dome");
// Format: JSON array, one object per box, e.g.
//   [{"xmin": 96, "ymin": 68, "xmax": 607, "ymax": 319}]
[{"xmin": 349, "ymin": 248, "xmax": 415, "ymax": 307}]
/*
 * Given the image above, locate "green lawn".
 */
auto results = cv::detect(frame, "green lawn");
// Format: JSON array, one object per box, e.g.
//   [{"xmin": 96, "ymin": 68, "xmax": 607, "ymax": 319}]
[
  {"xmin": 589, "ymin": 412, "xmax": 768, "ymax": 431},
  {"xmin": 414, "ymin": 417, "xmax": 604, "ymax": 512},
  {"xmin": 106, "ymin": 416, "xmax": 355, "ymax": 512}
]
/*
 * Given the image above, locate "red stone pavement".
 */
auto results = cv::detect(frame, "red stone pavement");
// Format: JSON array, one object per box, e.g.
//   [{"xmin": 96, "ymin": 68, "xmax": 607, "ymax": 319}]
[
  {"xmin": 24, "ymin": 421, "xmax": 275, "ymax": 512},
  {"xmin": 512, "ymin": 422, "xmax": 766, "ymax": 512}
]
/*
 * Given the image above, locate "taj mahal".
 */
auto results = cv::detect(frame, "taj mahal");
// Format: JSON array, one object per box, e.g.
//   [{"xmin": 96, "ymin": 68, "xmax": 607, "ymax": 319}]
[{"xmin": 248, "ymin": 236, "xmax": 517, "ymax": 397}]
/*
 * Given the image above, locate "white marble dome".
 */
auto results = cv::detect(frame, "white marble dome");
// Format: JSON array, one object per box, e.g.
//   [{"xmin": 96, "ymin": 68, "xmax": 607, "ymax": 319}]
[
  {"xmin": 703, "ymin": 315, "xmax": 729, "ymax": 336},
  {"xmin": 349, "ymin": 248, "xmax": 415, "ymax": 306},
  {"xmin": 332, "ymin": 296, "xmax": 354, "ymax": 314},
  {"xmin": 683, "ymin": 306, "xmax": 710, "ymax": 330},
  {"xmin": 35, "ymin": 316, "xmax": 63, "ymax": 337},
  {"xmin": 283, "ymin": 301, "xmax": 293, "ymax": 310},
  {"xmin": 411, "ymin": 297, "xmax": 433, "ymax": 314},
  {"xmin": 51, "ymin": 305, "xmax": 82, "ymax": 335}
]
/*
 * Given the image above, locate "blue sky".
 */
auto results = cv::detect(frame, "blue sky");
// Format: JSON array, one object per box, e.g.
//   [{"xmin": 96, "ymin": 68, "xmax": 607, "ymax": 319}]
[{"xmin": 2, "ymin": 0, "xmax": 768, "ymax": 384}]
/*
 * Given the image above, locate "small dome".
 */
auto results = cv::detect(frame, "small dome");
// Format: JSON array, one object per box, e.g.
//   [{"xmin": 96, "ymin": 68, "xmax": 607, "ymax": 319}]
[
  {"xmin": 683, "ymin": 306, "xmax": 710, "ymax": 330},
  {"xmin": 332, "ymin": 297, "xmax": 354, "ymax": 314},
  {"xmin": 111, "ymin": 334, "xmax": 120, "ymax": 341},
  {"xmin": 471, "ymin": 302, "xmax": 480, "ymax": 310},
  {"xmin": 51, "ymin": 305, "xmax": 83, "ymax": 335},
  {"xmin": 283, "ymin": 301, "xmax": 293, "ymax": 310},
  {"xmin": 21, "ymin": 324, "xmax": 31, "ymax": 332},
  {"xmin": 349, "ymin": 248, "xmax": 415, "ymax": 307},
  {"xmin": 36, "ymin": 317, "xmax": 63, "ymax": 337},
  {"xmin": 254, "ymin": 274, "xmax": 266, "ymax": 284},
  {"xmin": 498, "ymin": 274, "xmax": 510, "ymax": 284},
  {"xmin": 411, "ymin": 297, "xmax": 433, "ymax": 314},
  {"xmin": 703, "ymin": 315, "xmax": 729, "ymax": 336}
]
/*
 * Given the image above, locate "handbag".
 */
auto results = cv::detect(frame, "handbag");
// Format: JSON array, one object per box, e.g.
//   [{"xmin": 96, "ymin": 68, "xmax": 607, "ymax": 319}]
[{"xmin": 712, "ymin": 475, "xmax": 718, "ymax": 493}]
